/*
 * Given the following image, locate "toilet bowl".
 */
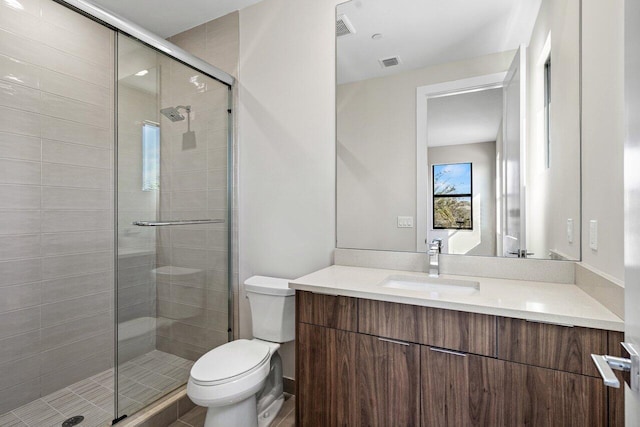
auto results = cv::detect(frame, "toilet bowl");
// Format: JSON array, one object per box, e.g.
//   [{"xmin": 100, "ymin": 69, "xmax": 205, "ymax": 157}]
[{"xmin": 187, "ymin": 276, "xmax": 295, "ymax": 427}]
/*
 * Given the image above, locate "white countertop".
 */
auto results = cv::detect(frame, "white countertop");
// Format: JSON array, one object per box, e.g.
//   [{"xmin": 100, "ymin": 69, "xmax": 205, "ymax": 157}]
[{"xmin": 289, "ymin": 265, "xmax": 624, "ymax": 332}]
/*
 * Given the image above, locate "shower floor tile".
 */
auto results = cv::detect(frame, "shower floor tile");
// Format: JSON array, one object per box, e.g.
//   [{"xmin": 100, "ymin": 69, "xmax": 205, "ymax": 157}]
[{"xmin": 1, "ymin": 350, "xmax": 193, "ymax": 427}]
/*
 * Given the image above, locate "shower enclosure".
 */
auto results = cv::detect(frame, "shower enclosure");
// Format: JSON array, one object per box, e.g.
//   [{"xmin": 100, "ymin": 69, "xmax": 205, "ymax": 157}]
[{"xmin": 0, "ymin": 0, "xmax": 233, "ymax": 425}]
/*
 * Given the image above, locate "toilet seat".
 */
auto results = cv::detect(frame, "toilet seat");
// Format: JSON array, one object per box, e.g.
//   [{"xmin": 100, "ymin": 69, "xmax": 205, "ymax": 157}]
[{"xmin": 190, "ymin": 339, "xmax": 271, "ymax": 386}]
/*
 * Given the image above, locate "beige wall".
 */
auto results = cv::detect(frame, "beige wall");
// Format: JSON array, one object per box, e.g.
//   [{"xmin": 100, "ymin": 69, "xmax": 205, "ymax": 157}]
[
  {"xmin": 428, "ymin": 142, "xmax": 496, "ymax": 256},
  {"xmin": 581, "ymin": 0, "xmax": 625, "ymax": 281},
  {"xmin": 337, "ymin": 52, "xmax": 513, "ymax": 251},
  {"xmin": 238, "ymin": 0, "xmax": 339, "ymax": 379}
]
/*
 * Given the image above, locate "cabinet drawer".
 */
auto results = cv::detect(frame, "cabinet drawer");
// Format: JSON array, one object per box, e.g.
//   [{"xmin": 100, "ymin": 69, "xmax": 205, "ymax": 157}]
[
  {"xmin": 359, "ymin": 299, "xmax": 496, "ymax": 356},
  {"xmin": 296, "ymin": 290, "xmax": 357, "ymax": 331},
  {"xmin": 497, "ymin": 317, "xmax": 608, "ymax": 377}
]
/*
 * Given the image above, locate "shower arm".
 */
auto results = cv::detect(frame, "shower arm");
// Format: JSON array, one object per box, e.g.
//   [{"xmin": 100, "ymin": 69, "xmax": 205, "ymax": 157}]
[{"xmin": 176, "ymin": 105, "xmax": 192, "ymax": 131}]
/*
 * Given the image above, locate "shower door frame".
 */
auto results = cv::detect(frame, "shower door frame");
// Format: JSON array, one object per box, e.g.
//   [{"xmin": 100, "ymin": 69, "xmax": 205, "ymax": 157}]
[{"xmin": 52, "ymin": 0, "xmax": 236, "ymax": 423}]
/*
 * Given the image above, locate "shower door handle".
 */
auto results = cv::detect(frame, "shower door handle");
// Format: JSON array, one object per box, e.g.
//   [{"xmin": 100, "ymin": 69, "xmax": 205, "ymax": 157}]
[{"xmin": 133, "ymin": 219, "xmax": 225, "ymax": 226}]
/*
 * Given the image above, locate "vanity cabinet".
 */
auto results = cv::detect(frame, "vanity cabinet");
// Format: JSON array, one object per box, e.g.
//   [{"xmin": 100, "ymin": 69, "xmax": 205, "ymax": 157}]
[{"xmin": 295, "ymin": 291, "xmax": 620, "ymax": 426}]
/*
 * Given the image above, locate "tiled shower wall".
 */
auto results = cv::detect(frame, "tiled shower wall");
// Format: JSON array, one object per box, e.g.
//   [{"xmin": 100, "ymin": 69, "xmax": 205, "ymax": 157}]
[
  {"xmin": 167, "ymin": 10, "xmax": 240, "ymax": 345},
  {"xmin": 116, "ymin": 80, "xmax": 158, "ymax": 363},
  {"xmin": 153, "ymin": 51, "xmax": 233, "ymax": 360},
  {"xmin": 0, "ymin": 0, "xmax": 115, "ymax": 414}
]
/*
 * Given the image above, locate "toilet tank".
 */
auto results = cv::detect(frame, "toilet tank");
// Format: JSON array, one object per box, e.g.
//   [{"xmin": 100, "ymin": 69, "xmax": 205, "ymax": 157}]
[{"xmin": 244, "ymin": 276, "xmax": 295, "ymax": 343}]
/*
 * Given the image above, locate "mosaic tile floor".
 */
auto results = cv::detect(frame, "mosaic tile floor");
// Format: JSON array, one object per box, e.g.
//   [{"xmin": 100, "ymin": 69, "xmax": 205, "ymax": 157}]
[{"xmin": 0, "ymin": 350, "xmax": 193, "ymax": 427}]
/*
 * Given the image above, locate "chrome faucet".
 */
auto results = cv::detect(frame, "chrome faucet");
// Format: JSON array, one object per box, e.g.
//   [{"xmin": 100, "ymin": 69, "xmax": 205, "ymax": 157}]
[{"xmin": 428, "ymin": 238, "xmax": 443, "ymax": 277}]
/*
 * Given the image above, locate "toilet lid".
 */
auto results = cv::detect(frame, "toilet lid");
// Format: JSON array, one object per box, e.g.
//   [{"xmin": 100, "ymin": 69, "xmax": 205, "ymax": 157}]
[{"xmin": 190, "ymin": 339, "xmax": 270, "ymax": 385}]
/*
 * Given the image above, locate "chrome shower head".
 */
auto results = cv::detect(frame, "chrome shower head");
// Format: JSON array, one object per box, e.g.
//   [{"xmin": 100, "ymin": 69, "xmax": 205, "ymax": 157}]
[{"xmin": 160, "ymin": 106, "xmax": 185, "ymax": 122}]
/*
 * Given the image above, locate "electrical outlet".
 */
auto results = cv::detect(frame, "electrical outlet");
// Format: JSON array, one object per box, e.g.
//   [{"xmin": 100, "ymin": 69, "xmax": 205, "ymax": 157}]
[
  {"xmin": 397, "ymin": 216, "xmax": 414, "ymax": 228},
  {"xmin": 567, "ymin": 219, "xmax": 573, "ymax": 243},
  {"xmin": 589, "ymin": 220, "xmax": 598, "ymax": 250}
]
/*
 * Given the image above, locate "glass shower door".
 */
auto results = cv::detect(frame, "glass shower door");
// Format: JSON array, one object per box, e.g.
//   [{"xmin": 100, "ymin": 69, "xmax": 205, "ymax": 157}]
[{"xmin": 116, "ymin": 33, "xmax": 231, "ymax": 419}]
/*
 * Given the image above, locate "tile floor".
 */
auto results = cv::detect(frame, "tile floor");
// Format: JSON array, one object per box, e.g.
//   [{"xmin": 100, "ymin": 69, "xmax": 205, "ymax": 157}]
[
  {"xmin": 0, "ymin": 350, "xmax": 193, "ymax": 427},
  {"xmin": 169, "ymin": 395, "xmax": 296, "ymax": 427}
]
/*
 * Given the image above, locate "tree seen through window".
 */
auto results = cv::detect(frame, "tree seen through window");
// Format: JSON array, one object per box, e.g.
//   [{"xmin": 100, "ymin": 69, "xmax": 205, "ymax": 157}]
[{"xmin": 433, "ymin": 163, "xmax": 472, "ymax": 229}]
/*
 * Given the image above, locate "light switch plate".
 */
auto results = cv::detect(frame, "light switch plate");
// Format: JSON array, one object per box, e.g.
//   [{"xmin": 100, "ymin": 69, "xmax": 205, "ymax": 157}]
[
  {"xmin": 397, "ymin": 216, "xmax": 414, "ymax": 228},
  {"xmin": 589, "ymin": 220, "xmax": 598, "ymax": 250},
  {"xmin": 567, "ymin": 219, "xmax": 573, "ymax": 243}
]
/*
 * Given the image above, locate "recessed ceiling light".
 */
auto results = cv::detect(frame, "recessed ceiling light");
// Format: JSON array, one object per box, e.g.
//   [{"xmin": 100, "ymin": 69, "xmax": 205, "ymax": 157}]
[
  {"xmin": 135, "ymin": 70, "xmax": 149, "ymax": 77},
  {"xmin": 371, "ymin": 33, "xmax": 383, "ymax": 40}
]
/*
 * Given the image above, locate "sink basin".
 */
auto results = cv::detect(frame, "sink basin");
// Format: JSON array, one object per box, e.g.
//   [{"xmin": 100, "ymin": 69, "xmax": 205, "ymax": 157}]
[{"xmin": 380, "ymin": 275, "xmax": 479, "ymax": 295}]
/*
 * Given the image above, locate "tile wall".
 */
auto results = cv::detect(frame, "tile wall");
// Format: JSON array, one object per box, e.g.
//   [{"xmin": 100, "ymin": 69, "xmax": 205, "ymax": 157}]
[
  {"xmin": 152, "ymin": 50, "xmax": 232, "ymax": 360},
  {"xmin": 0, "ymin": 0, "xmax": 115, "ymax": 413},
  {"xmin": 116, "ymin": 73, "xmax": 160, "ymax": 363},
  {"xmin": 167, "ymin": 11, "xmax": 240, "ymax": 344}
]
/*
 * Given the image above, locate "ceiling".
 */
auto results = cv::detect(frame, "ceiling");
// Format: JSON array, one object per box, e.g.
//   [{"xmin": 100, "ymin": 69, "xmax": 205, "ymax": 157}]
[
  {"xmin": 427, "ymin": 88, "xmax": 503, "ymax": 147},
  {"xmin": 90, "ymin": 0, "xmax": 263, "ymax": 38},
  {"xmin": 337, "ymin": 0, "xmax": 542, "ymax": 84}
]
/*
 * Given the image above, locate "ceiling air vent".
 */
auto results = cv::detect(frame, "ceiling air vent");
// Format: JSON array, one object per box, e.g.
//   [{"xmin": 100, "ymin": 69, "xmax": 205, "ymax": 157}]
[
  {"xmin": 379, "ymin": 56, "xmax": 401, "ymax": 68},
  {"xmin": 336, "ymin": 14, "xmax": 356, "ymax": 37}
]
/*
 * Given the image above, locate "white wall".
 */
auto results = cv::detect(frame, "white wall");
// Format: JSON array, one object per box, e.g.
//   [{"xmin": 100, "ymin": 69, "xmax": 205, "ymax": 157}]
[
  {"xmin": 581, "ymin": 0, "xmax": 625, "ymax": 281},
  {"xmin": 337, "ymin": 52, "xmax": 514, "ymax": 251},
  {"xmin": 238, "ymin": 0, "xmax": 339, "ymax": 378},
  {"xmin": 428, "ymin": 142, "xmax": 497, "ymax": 256}
]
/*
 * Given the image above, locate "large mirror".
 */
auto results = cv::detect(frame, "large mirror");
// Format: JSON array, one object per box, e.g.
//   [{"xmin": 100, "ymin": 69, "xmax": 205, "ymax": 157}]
[{"xmin": 336, "ymin": 0, "xmax": 581, "ymax": 260}]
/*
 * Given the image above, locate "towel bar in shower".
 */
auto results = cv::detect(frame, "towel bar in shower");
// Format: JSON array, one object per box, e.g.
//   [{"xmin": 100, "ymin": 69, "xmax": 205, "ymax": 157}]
[{"xmin": 133, "ymin": 219, "xmax": 225, "ymax": 226}]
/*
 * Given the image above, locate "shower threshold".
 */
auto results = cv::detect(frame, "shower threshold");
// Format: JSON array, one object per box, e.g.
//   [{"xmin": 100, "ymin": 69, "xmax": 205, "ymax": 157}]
[{"xmin": 0, "ymin": 350, "xmax": 194, "ymax": 427}]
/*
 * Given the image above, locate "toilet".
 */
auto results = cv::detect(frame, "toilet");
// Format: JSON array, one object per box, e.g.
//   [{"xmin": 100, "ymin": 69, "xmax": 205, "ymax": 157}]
[{"xmin": 187, "ymin": 276, "xmax": 295, "ymax": 427}]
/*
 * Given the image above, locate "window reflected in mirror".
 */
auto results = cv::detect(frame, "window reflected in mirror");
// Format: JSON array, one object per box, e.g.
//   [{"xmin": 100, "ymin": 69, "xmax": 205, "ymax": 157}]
[{"xmin": 433, "ymin": 163, "xmax": 473, "ymax": 230}]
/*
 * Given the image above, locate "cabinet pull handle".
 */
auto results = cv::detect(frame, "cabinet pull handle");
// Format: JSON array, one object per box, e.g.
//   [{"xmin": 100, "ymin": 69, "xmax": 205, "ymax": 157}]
[
  {"xmin": 378, "ymin": 337, "xmax": 410, "ymax": 346},
  {"xmin": 526, "ymin": 319, "xmax": 574, "ymax": 328},
  {"xmin": 429, "ymin": 347, "xmax": 467, "ymax": 357}
]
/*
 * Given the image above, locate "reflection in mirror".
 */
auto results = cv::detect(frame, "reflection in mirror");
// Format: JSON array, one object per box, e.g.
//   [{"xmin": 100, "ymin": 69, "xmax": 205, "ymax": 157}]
[
  {"xmin": 427, "ymin": 88, "xmax": 501, "ymax": 256},
  {"xmin": 336, "ymin": 0, "xmax": 580, "ymax": 260}
]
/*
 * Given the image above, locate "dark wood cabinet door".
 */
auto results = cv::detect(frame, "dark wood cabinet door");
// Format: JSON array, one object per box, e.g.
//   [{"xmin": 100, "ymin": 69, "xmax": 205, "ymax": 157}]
[
  {"xmin": 327, "ymin": 326, "xmax": 358, "ymax": 426},
  {"xmin": 296, "ymin": 323, "xmax": 357, "ymax": 427},
  {"xmin": 421, "ymin": 347, "xmax": 470, "ymax": 426},
  {"xmin": 553, "ymin": 369, "xmax": 606, "ymax": 427},
  {"xmin": 467, "ymin": 355, "xmax": 512, "ymax": 426},
  {"xmin": 297, "ymin": 322, "xmax": 326, "ymax": 426},
  {"xmin": 608, "ymin": 330, "xmax": 625, "ymax": 427},
  {"xmin": 357, "ymin": 334, "xmax": 420, "ymax": 427}
]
